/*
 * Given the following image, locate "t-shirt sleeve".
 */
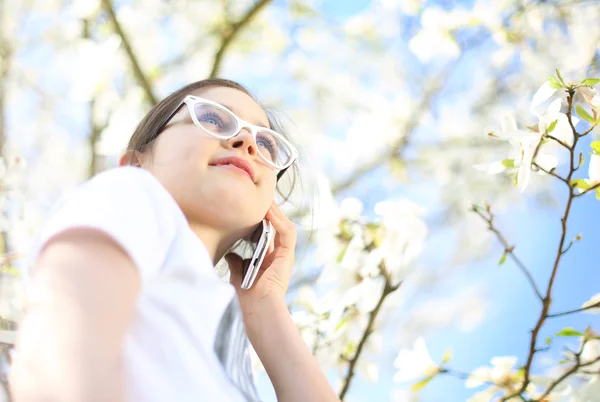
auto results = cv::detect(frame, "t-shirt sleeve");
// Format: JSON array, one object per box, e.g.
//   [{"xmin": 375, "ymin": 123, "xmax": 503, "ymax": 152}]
[{"xmin": 30, "ymin": 167, "xmax": 179, "ymax": 284}]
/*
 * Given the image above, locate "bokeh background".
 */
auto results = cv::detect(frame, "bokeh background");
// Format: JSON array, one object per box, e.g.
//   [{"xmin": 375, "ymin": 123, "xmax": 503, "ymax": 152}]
[{"xmin": 0, "ymin": 0, "xmax": 599, "ymax": 401}]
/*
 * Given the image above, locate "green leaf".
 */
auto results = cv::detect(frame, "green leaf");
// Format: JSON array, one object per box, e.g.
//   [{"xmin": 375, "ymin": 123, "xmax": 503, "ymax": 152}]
[
  {"xmin": 0, "ymin": 265, "xmax": 19, "ymax": 276},
  {"xmin": 556, "ymin": 69, "xmax": 566, "ymax": 86},
  {"xmin": 570, "ymin": 179, "xmax": 591, "ymax": 190},
  {"xmin": 591, "ymin": 141, "xmax": 600, "ymax": 154},
  {"xmin": 558, "ymin": 359, "xmax": 568, "ymax": 365},
  {"xmin": 501, "ymin": 159, "xmax": 516, "ymax": 168},
  {"xmin": 289, "ymin": 0, "xmax": 319, "ymax": 18},
  {"xmin": 546, "ymin": 336, "xmax": 552, "ymax": 346},
  {"xmin": 581, "ymin": 78, "xmax": 600, "ymax": 87},
  {"xmin": 336, "ymin": 242, "xmax": 350, "ymax": 263},
  {"xmin": 556, "ymin": 327, "xmax": 584, "ymax": 337},
  {"xmin": 548, "ymin": 76, "xmax": 564, "ymax": 89},
  {"xmin": 336, "ymin": 317, "xmax": 349, "ymax": 332},
  {"xmin": 547, "ymin": 119, "xmax": 558, "ymax": 133},
  {"xmin": 442, "ymin": 349, "xmax": 452, "ymax": 364},
  {"xmin": 596, "ymin": 187, "xmax": 600, "ymax": 201},
  {"xmin": 411, "ymin": 373, "xmax": 436, "ymax": 392},
  {"xmin": 576, "ymin": 105, "xmax": 595, "ymax": 124},
  {"xmin": 499, "ymin": 252, "xmax": 507, "ymax": 266}
]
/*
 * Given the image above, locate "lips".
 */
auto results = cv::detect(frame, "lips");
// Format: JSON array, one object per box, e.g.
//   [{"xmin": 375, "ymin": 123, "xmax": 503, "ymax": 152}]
[{"xmin": 209, "ymin": 156, "xmax": 255, "ymax": 182}]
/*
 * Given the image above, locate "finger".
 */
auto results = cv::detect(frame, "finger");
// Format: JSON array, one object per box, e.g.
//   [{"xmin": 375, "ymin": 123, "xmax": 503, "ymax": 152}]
[
  {"xmin": 267, "ymin": 230, "xmax": 275, "ymax": 254},
  {"xmin": 266, "ymin": 204, "xmax": 296, "ymax": 250}
]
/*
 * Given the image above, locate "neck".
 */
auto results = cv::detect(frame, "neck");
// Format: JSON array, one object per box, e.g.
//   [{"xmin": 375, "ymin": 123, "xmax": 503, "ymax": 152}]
[{"xmin": 188, "ymin": 221, "xmax": 245, "ymax": 266}]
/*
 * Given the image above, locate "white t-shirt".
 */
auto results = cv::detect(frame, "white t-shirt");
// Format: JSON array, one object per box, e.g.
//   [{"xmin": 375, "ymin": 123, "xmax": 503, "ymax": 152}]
[{"xmin": 23, "ymin": 166, "xmax": 261, "ymax": 402}]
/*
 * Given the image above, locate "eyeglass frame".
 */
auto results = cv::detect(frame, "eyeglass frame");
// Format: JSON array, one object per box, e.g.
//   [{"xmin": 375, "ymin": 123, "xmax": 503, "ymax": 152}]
[{"xmin": 149, "ymin": 95, "xmax": 299, "ymax": 182}]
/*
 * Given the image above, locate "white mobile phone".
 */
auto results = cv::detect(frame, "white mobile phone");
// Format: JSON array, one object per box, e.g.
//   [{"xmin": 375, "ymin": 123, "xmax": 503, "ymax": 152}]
[{"xmin": 241, "ymin": 219, "xmax": 274, "ymax": 290}]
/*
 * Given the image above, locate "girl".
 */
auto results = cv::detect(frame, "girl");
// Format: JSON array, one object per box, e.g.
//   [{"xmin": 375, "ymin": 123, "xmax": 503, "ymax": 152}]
[{"xmin": 9, "ymin": 78, "xmax": 339, "ymax": 402}]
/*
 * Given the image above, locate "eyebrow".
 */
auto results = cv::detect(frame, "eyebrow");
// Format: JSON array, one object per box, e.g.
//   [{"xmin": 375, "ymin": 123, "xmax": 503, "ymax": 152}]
[{"xmin": 220, "ymin": 103, "xmax": 270, "ymax": 129}]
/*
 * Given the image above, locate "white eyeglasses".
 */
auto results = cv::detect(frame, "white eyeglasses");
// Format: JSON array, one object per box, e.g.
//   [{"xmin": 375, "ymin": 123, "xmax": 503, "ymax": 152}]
[{"xmin": 155, "ymin": 95, "xmax": 298, "ymax": 174}]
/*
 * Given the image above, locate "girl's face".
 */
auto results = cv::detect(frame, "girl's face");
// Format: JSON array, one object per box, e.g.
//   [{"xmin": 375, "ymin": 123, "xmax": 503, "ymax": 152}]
[{"xmin": 140, "ymin": 86, "xmax": 277, "ymax": 235}]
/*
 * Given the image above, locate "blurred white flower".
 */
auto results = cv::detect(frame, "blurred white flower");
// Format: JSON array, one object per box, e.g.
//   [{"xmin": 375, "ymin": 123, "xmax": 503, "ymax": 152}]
[
  {"xmin": 582, "ymin": 292, "xmax": 600, "ymax": 313},
  {"xmin": 374, "ymin": 199, "xmax": 428, "ymax": 281},
  {"xmin": 574, "ymin": 376, "xmax": 600, "ymax": 402},
  {"xmin": 580, "ymin": 339, "xmax": 600, "ymax": 372},
  {"xmin": 356, "ymin": 359, "xmax": 379, "ymax": 382},
  {"xmin": 393, "ymin": 337, "xmax": 438, "ymax": 382},
  {"xmin": 408, "ymin": 8, "xmax": 467, "ymax": 62},
  {"xmin": 397, "ymin": 0, "xmax": 422, "ymax": 15},
  {"xmin": 578, "ymin": 87, "xmax": 600, "ymax": 109},
  {"xmin": 465, "ymin": 356, "xmax": 535, "ymax": 401},
  {"xmin": 536, "ymin": 99, "xmax": 579, "ymax": 147},
  {"xmin": 589, "ymin": 155, "xmax": 600, "ymax": 185},
  {"xmin": 67, "ymin": 0, "xmax": 100, "ymax": 18},
  {"xmin": 466, "ymin": 356, "xmax": 519, "ymax": 388},
  {"xmin": 340, "ymin": 197, "xmax": 364, "ymax": 220},
  {"xmin": 530, "ymin": 81, "xmax": 557, "ymax": 111}
]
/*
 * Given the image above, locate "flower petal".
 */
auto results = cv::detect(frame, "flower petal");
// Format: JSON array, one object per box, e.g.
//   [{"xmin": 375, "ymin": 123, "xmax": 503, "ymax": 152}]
[
  {"xmin": 589, "ymin": 155, "xmax": 600, "ymax": 184},
  {"xmin": 531, "ymin": 81, "xmax": 556, "ymax": 109},
  {"xmin": 548, "ymin": 98, "xmax": 562, "ymax": 115}
]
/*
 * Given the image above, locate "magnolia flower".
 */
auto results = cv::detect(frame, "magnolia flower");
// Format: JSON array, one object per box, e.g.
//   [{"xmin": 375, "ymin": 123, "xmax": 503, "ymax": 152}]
[
  {"xmin": 374, "ymin": 199, "xmax": 428, "ymax": 281},
  {"xmin": 465, "ymin": 356, "xmax": 536, "ymax": 400},
  {"xmin": 578, "ymin": 87, "xmax": 600, "ymax": 109},
  {"xmin": 393, "ymin": 337, "xmax": 439, "ymax": 382},
  {"xmin": 580, "ymin": 339, "xmax": 600, "ymax": 373},
  {"xmin": 589, "ymin": 155, "xmax": 600, "ymax": 185},
  {"xmin": 485, "ymin": 116, "xmax": 555, "ymax": 192},
  {"xmin": 582, "ymin": 292, "xmax": 600, "ymax": 313},
  {"xmin": 537, "ymin": 99, "xmax": 580, "ymax": 147}
]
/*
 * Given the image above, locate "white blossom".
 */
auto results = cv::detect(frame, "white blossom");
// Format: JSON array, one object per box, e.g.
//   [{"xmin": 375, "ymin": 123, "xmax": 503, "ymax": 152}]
[{"xmin": 393, "ymin": 337, "xmax": 438, "ymax": 382}]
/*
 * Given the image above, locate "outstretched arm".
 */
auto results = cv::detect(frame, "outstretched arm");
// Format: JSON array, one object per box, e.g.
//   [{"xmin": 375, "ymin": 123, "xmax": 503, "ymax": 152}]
[{"xmin": 10, "ymin": 228, "xmax": 140, "ymax": 402}]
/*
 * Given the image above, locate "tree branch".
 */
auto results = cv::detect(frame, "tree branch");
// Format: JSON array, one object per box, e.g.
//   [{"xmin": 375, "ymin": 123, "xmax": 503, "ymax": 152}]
[
  {"xmin": 502, "ymin": 88, "xmax": 581, "ymax": 401},
  {"xmin": 547, "ymin": 301, "xmax": 600, "ymax": 318},
  {"xmin": 209, "ymin": 0, "xmax": 274, "ymax": 78},
  {"xmin": 534, "ymin": 343, "xmax": 600, "ymax": 401},
  {"xmin": 472, "ymin": 205, "xmax": 544, "ymax": 302},
  {"xmin": 101, "ymin": 0, "xmax": 157, "ymax": 105},
  {"xmin": 338, "ymin": 266, "xmax": 401, "ymax": 400}
]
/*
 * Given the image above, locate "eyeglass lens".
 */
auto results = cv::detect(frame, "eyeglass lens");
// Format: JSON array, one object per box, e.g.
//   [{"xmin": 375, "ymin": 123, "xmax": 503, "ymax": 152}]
[{"xmin": 193, "ymin": 103, "xmax": 292, "ymax": 167}]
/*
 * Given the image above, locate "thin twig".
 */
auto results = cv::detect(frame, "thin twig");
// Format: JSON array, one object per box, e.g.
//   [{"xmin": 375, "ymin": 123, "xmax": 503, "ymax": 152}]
[
  {"xmin": 580, "ymin": 123, "xmax": 597, "ymax": 137},
  {"xmin": 574, "ymin": 181, "xmax": 600, "ymax": 197},
  {"xmin": 472, "ymin": 206, "xmax": 544, "ymax": 302},
  {"xmin": 532, "ymin": 162, "xmax": 569, "ymax": 186},
  {"xmin": 546, "ymin": 134, "xmax": 571, "ymax": 149},
  {"xmin": 547, "ymin": 301, "xmax": 600, "ymax": 318},
  {"xmin": 101, "ymin": 0, "xmax": 157, "ymax": 105},
  {"xmin": 209, "ymin": 0, "xmax": 274, "ymax": 78},
  {"xmin": 338, "ymin": 265, "xmax": 401, "ymax": 400}
]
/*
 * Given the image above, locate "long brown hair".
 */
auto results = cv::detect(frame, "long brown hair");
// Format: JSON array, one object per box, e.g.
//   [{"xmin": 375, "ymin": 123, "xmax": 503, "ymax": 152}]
[{"xmin": 124, "ymin": 78, "xmax": 300, "ymax": 201}]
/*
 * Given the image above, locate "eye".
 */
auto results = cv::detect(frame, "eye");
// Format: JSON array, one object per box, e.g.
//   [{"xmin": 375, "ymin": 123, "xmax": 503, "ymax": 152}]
[
  {"xmin": 256, "ymin": 133, "xmax": 278, "ymax": 161},
  {"xmin": 198, "ymin": 112, "xmax": 224, "ymax": 129}
]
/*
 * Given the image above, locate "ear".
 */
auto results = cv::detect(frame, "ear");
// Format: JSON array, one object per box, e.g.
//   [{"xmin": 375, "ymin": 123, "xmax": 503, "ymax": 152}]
[{"xmin": 119, "ymin": 150, "xmax": 144, "ymax": 167}]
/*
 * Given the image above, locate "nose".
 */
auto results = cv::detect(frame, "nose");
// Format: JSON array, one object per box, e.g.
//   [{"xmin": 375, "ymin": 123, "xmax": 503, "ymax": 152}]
[{"xmin": 226, "ymin": 127, "xmax": 257, "ymax": 156}]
